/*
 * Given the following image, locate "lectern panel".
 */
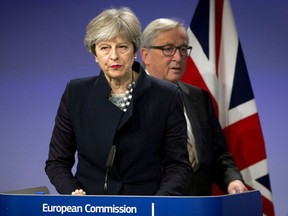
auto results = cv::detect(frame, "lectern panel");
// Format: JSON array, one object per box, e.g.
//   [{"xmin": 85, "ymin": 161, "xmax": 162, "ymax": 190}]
[{"xmin": 0, "ymin": 190, "xmax": 262, "ymax": 216}]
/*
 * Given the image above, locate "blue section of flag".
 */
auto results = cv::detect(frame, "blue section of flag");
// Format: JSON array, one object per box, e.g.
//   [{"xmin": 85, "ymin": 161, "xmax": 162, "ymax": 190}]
[
  {"xmin": 190, "ymin": 0, "xmax": 210, "ymax": 59},
  {"xmin": 229, "ymin": 42, "xmax": 254, "ymax": 109},
  {"xmin": 256, "ymin": 174, "xmax": 272, "ymax": 191}
]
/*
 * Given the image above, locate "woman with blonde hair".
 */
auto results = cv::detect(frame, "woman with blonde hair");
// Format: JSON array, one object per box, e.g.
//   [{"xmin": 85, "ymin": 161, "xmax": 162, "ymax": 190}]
[{"xmin": 45, "ymin": 8, "xmax": 191, "ymax": 196}]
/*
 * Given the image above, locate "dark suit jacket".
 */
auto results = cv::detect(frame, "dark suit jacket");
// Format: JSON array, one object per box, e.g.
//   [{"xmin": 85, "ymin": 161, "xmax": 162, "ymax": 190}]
[
  {"xmin": 45, "ymin": 62, "xmax": 191, "ymax": 195},
  {"xmin": 178, "ymin": 82, "xmax": 244, "ymax": 195}
]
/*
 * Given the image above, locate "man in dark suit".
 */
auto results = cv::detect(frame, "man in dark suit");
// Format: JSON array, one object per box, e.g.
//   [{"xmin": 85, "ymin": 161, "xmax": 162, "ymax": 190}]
[{"xmin": 141, "ymin": 18, "xmax": 247, "ymax": 195}]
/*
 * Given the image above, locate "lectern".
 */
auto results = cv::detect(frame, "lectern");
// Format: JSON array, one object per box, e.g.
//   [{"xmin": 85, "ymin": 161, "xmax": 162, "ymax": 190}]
[{"xmin": 0, "ymin": 190, "xmax": 262, "ymax": 215}]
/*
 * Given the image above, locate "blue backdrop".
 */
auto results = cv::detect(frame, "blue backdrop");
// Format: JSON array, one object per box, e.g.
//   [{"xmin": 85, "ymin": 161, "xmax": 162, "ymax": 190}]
[{"xmin": 1, "ymin": 1, "xmax": 287, "ymax": 215}]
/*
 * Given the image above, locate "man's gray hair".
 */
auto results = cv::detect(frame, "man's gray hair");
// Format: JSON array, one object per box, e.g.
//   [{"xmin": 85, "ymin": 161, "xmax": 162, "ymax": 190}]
[{"xmin": 141, "ymin": 18, "xmax": 187, "ymax": 48}]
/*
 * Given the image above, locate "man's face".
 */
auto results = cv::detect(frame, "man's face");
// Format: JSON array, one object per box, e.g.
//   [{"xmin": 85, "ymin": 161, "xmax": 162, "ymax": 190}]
[{"xmin": 141, "ymin": 26, "xmax": 189, "ymax": 83}]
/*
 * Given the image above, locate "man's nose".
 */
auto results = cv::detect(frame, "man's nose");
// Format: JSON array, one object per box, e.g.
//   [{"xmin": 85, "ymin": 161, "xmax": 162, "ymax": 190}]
[{"xmin": 172, "ymin": 48, "xmax": 182, "ymax": 61}]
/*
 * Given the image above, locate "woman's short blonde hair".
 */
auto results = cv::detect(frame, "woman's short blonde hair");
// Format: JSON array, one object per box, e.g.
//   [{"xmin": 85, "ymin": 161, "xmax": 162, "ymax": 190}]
[{"xmin": 84, "ymin": 7, "xmax": 142, "ymax": 55}]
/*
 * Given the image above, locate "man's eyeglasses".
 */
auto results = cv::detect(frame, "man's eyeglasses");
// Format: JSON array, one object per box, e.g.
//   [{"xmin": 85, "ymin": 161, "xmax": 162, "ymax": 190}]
[{"xmin": 147, "ymin": 45, "xmax": 192, "ymax": 57}]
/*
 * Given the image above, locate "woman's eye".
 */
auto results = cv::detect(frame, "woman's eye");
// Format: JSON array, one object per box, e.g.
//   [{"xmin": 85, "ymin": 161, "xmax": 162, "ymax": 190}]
[
  {"xmin": 98, "ymin": 46, "xmax": 111, "ymax": 54},
  {"xmin": 101, "ymin": 46, "xmax": 110, "ymax": 51},
  {"xmin": 118, "ymin": 45, "xmax": 128, "ymax": 53}
]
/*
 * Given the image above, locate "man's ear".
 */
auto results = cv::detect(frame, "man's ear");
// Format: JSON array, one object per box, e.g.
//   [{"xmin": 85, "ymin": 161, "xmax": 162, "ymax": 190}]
[{"xmin": 140, "ymin": 48, "xmax": 149, "ymax": 65}]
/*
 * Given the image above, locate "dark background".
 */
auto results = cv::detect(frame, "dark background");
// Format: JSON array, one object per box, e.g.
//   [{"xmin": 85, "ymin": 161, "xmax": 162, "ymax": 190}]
[{"xmin": 0, "ymin": 1, "xmax": 287, "ymax": 215}]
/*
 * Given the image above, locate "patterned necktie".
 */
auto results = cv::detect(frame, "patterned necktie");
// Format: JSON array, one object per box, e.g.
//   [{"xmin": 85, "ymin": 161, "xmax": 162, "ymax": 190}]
[
  {"xmin": 187, "ymin": 141, "xmax": 196, "ymax": 167},
  {"xmin": 184, "ymin": 107, "xmax": 198, "ymax": 168}
]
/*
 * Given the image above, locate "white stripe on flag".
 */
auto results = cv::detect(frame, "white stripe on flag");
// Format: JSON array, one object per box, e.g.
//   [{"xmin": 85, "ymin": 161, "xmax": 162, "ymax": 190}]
[
  {"xmin": 241, "ymin": 159, "xmax": 273, "ymax": 202},
  {"xmin": 218, "ymin": 0, "xmax": 239, "ymax": 128},
  {"xmin": 227, "ymin": 99, "xmax": 257, "ymax": 126},
  {"xmin": 187, "ymin": 28, "xmax": 218, "ymax": 102}
]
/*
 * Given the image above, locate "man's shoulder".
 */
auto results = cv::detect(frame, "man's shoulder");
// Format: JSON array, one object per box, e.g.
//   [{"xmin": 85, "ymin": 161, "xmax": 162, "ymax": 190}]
[
  {"xmin": 149, "ymin": 76, "xmax": 179, "ymax": 91},
  {"xmin": 178, "ymin": 81, "xmax": 207, "ymax": 96}
]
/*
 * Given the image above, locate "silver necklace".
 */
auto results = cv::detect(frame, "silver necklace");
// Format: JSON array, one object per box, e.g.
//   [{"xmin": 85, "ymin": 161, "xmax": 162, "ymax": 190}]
[
  {"xmin": 119, "ymin": 81, "xmax": 135, "ymax": 112},
  {"xmin": 109, "ymin": 71, "xmax": 136, "ymax": 112}
]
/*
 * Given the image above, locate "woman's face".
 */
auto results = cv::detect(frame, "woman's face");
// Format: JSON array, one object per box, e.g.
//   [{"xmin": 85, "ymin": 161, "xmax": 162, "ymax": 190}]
[{"xmin": 95, "ymin": 37, "xmax": 136, "ymax": 81}]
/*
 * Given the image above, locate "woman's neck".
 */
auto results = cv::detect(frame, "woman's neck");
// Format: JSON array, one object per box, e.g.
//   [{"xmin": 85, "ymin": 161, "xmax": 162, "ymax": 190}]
[{"xmin": 108, "ymin": 71, "xmax": 137, "ymax": 94}]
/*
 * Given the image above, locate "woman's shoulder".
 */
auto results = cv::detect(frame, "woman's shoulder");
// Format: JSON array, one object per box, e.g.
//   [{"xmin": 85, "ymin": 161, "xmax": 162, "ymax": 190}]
[
  {"xmin": 65, "ymin": 76, "xmax": 99, "ymax": 95},
  {"xmin": 69, "ymin": 76, "xmax": 98, "ymax": 86}
]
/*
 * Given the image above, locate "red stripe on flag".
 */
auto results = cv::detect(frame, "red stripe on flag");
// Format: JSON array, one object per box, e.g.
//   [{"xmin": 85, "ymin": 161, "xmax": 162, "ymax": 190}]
[
  {"xmin": 182, "ymin": 57, "xmax": 208, "ymax": 91},
  {"xmin": 262, "ymin": 195, "xmax": 275, "ymax": 216},
  {"xmin": 223, "ymin": 113, "xmax": 267, "ymax": 170},
  {"xmin": 183, "ymin": 57, "xmax": 219, "ymax": 115}
]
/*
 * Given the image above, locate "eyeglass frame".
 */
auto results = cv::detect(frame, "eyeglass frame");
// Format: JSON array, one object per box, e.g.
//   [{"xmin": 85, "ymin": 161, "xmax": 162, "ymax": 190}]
[{"xmin": 146, "ymin": 45, "xmax": 192, "ymax": 57}]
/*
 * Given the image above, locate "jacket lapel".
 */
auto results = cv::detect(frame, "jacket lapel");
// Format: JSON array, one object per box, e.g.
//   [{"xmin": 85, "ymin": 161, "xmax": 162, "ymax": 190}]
[
  {"xmin": 117, "ymin": 62, "xmax": 150, "ymax": 130},
  {"xmin": 88, "ymin": 72, "xmax": 124, "ymax": 148}
]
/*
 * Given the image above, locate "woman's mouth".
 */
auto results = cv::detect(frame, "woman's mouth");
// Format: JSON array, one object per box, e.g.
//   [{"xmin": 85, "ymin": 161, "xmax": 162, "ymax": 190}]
[{"xmin": 111, "ymin": 65, "xmax": 121, "ymax": 69}]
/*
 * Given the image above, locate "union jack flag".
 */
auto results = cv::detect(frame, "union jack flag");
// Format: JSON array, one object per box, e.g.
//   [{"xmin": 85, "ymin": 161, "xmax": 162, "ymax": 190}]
[{"xmin": 182, "ymin": 0, "xmax": 275, "ymax": 215}]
